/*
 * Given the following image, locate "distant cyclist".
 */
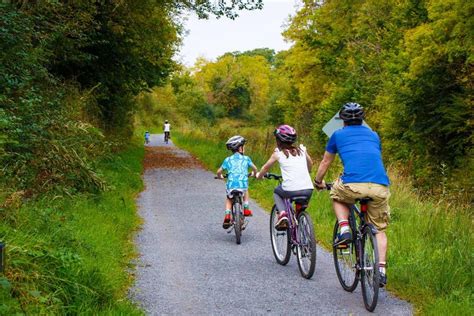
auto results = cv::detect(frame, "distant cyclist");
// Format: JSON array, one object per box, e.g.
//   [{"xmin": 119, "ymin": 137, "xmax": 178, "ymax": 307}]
[
  {"xmin": 163, "ymin": 120, "xmax": 171, "ymax": 143},
  {"xmin": 256, "ymin": 125, "xmax": 314, "ymax": 230},
  {"xmin": 313, "ymin": 102, "xmax": 390, "ymax": 287},
  {"xmin": 144, "ymin": 131, "xmax": 150, "ymax": 144},
  {"xmin": 216, "ymin": 136, "xmax": 258, "ymax": 229}
]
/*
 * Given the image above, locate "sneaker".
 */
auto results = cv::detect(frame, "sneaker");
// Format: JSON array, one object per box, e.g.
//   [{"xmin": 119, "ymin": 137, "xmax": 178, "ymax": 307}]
[
  {"xmin": 243, "ymin": 209, "xmax": 253, "ymax": 217},
  {"xmin": 275, "ymin": 211, "xmax": 288, "ymax": 231},
  {"xmin": 222, "ymin": 213, "xmax": 232, "ymax": 229},
  {"xmin": 379, "ymin": 272, "xmax": 387, "ymax": 288},
  {"xmin": 334, "ymin": 231, "xmax": 352, "ymax": 246}
]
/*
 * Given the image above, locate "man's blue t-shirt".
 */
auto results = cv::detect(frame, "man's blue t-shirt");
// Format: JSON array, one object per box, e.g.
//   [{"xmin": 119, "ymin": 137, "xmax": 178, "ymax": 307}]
[
  {"xmin": 326, "ymin": 125, "xmax": 390, "ymax": 186},
  {"xmin": 221, "ymin": 153, "xmax": 253, "ymax": 190}
]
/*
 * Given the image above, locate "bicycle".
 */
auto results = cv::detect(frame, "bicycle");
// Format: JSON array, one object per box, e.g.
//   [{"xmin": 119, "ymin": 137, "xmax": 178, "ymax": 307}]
[
  {"xmin": 325, "ymin": 183, "xmax": 380, "ymax": 312},
  {"xmin": 214, "ymin": 174, "xmax": 251, "ymax": 245},
  {"xmin": 264, "ymin": 173, "xmax": 316, "ymax": 279},
  {"xmin": 164, "ymin": 132, "xmax": 170, "ymax": 144}
]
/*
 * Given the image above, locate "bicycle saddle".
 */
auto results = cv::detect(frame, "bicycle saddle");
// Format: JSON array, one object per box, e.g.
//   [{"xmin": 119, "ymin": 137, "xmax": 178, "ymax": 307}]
[
  {"xmin": 356, "ymin": 197, "xmax": 373, "ymax": 204},
  {"xmin": 229, "ymin": 189, "xmax": 245, "ymax": 196}
]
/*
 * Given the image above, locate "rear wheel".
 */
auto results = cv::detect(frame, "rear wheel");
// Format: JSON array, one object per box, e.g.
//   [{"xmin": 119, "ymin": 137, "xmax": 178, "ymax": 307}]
[
  {"xmin": 270, "ymin": 205, "xmax": 290, "ymax": 265},
  {"xmin": 333, "ymin": 220, "xmax": 359, "ymax": 291},
  {"xmin": 296, "ymin": 211, "xmax": 316, "ymax": 279},
  {"xmin": 233, "ymin": 203, "xmax": 242, "ymax": 245},
  {"xmin": 361, "ymin": 225, "xmax": 380, "ymax": 312}
]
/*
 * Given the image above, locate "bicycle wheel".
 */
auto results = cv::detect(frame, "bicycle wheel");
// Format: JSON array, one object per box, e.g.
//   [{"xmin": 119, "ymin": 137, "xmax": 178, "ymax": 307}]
[
  {"xmin": 270, "ymin": 205, "xmax": 290, "ymax": 265},
  {"xmin": 361, "ymin": 225, "xmax": 380, "ymax": 312},
  {"xmin": 333, "ymin": 220, "xmax": 359, "ymax": 291},
  {"xmin": 296, "ymin": 211, "xmax": 316, "ymax": 279},
  {"xmin": 233, "ymin": 203, "xmax": 242, "ymax": 245}
]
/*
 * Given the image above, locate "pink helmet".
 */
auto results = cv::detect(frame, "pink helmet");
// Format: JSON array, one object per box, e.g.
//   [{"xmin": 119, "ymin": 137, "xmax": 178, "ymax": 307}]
[{"xmin": 274, "ymin": 124, "xmax": 297, "ymax": 143}]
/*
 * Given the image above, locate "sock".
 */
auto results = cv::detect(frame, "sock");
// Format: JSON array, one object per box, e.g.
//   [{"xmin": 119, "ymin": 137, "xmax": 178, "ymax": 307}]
[
  {"xmin": 224, "ymin": 209, "xmax": 231, "ymax": 215},
  {"xmin": 338, "ymin": 220, "xmax": 350, "ymax": 234},
  {"xmin": 379, "ymin": 262, "xmax": 386, "ymax": 274},
  {"xmin": 244, "ymin": 203, "xmax": 249, "ymax": 210}
]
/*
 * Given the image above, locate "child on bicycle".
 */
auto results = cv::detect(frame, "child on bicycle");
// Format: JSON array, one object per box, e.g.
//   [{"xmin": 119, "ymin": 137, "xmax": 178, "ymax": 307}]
[
  {"xmin": 144, "ymin": 131, "xmax": 150, "ymax": 144},
  {"xmin": 256, "ymin": 125, "xmax": 314, "ymax": 230},
  {"xmin": 216, "ymin": 135, "xmax": 258, "ymax": 229}
]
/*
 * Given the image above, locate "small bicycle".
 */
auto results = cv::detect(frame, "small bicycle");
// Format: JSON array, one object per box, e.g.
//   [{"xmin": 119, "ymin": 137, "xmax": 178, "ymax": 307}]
[
  {"xmin": 325, "ymin": 183, "xmax": 380, "ymax": 311},
  {"xmin": 264, "ymin": 173, "xmax": 316, "ymax": 279},
  {"xmin": 164, "ymin": 132, "xmax": 170, "ymax": 144},
  {"xmin": 214, "ymin": 174, "xmax": 250, "ymax": 245}
]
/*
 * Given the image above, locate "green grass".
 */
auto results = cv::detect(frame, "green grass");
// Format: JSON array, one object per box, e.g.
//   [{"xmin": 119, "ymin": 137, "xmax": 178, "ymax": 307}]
[
  {"xmin": 0, "ymin": 141, "xmax": 145, "ymax": 314},
  {"xmin": 174, "ymin": 131, "xmax": 474, "ymax": 315}
]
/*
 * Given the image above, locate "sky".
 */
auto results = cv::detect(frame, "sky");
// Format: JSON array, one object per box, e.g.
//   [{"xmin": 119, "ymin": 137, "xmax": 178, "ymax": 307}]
[{"xmin": 177, "ymin": 0, "xmax": 301, "ymax": 66}]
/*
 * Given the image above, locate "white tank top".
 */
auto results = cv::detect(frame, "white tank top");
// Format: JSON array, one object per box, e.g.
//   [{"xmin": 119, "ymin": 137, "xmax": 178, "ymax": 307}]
[{"xmin": 277, "ymin": 144, "xmax": 314, "ymax": 191}]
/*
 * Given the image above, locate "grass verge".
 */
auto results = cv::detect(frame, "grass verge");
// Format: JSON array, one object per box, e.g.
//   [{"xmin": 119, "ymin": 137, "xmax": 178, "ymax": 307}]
[
  {"xmin": 0, "ymin": 141, "xmax": 144, "ymax": 314},
  {"xmin": 173, "ymin": 131, "xmax": 473, "ymax": 315}
]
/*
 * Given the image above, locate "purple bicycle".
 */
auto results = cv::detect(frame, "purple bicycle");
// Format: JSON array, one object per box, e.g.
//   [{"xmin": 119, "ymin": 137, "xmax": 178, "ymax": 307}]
[{"xmin": 264, "ymin": 173, "xmax": 316, "ymax": 279}]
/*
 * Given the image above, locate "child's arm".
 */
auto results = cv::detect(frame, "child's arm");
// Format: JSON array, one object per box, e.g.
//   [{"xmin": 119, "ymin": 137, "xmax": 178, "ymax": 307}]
[
  {"xmin": 305, "ymin": 151, "xmax": 313, "ymax": 172},
  {"xmin": 216, "ymin": 167, "xmax": 224, "ymax": 179},
  {"xmin": 250, "ymin": 163, "xmax": 258, "ymax": 177},
  {"xmin": 256, "ymin": 151, "xmax": 279, "ymax": 179}
]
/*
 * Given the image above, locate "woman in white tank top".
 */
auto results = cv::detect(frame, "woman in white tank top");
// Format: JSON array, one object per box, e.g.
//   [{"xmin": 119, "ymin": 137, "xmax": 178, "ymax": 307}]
[{"xmin": 256, "ymin": 125, "xmax": 314, "ymax": 230}]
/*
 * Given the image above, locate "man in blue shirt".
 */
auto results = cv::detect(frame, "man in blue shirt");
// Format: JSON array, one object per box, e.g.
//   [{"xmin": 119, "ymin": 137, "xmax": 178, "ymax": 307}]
[{"xmin": 314, "ymin": 103, "xmax": 390, "ymax": 287}]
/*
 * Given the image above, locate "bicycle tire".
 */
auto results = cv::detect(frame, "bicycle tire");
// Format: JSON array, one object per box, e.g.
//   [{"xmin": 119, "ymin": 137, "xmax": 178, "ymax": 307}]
[
  {"xmin": 233, "ymin": 203, "xmax": 242, "ymax": 245},
  {"xmin": 332, "ymin": 220, "xmax": 359, "ymax": 291},
  {"xmin": 270, "ymin": 205, "xmax": 290, "ymax": 265},
  {"xmin": 361, "ymin": 225, "xmax": 380, "ymax": 312},
  {"xmin": 296, "ymin": 211, "xmax": 316, "ymax": 279}
]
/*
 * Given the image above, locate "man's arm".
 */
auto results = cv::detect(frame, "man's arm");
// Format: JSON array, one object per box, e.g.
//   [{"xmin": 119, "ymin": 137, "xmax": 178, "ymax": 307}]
[
  {"xmin": 314, "ymin": 151, "xmax": 336, "ymax": 188},
  {"xmin": 256, "ymin": 151, "xmax": 279, "ymax": 179}
]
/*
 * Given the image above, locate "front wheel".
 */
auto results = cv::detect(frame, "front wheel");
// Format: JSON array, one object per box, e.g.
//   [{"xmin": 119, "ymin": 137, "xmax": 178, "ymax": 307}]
[
  {"xmin": 233, "ymin": 203, "xmax": 242, "ymax": 245},
  {"xmin": 296, "ymin": 211, "xmax": 316, "ymax": 279},
  {"xmin": 333, "ymin": 220, "xmax": 359, "ymax": 291},
  {"xmin": 361, "ymin": 225, "xmax": 380, "ymax": 312},
  {"xmin": 270, "ymin": 205, "xmax": 290, "ymax": 265}
]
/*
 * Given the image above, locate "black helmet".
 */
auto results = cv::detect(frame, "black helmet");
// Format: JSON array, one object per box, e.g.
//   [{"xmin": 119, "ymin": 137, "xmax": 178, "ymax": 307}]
[
  {"xmin": 339, "ymin": 102, "xmax": 365, "ymax": 122},
  {"xmin": 226, "ymin": 135, "xmax": 246, "ymax": 151}
]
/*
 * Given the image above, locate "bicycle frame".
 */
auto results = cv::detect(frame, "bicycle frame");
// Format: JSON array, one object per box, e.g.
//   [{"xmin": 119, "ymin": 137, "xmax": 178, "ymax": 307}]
[{"xmin": 283, "ymin": 198, "xmax": 303, "ymax": 248}]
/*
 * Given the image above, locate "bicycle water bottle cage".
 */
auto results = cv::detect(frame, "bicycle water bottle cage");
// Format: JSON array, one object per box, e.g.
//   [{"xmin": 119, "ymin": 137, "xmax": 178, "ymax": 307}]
[{"xmin": 357, "ymin": 197, "xmax": 372, "ymax": 212}]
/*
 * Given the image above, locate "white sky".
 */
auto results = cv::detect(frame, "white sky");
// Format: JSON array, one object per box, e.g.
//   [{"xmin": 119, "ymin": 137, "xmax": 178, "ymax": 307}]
[{"xmin": 177, "ymin": 0, "xmax": 301, "ymax": 66}]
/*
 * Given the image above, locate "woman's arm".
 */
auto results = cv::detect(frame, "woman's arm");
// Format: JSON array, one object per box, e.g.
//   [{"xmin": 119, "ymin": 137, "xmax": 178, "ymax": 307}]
[{"xmin": 256, "ymin": 151, "xmax": 279, "ymax": 179}]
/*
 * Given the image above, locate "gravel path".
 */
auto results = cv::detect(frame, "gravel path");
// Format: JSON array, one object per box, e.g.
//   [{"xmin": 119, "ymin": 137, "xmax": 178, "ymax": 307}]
[{"xmin": 130, "ymin": 134, "xmax": 412, "ymax": 315}]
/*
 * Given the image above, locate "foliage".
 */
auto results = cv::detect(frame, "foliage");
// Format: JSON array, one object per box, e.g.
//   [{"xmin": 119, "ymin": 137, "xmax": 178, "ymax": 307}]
[
  {"xmin": 0, "ymin": 142, "xmax": 144, "ymax": 314},
  {"xmin": 282, "ymin": 0, "xmax": 473, "ymax": 193}
]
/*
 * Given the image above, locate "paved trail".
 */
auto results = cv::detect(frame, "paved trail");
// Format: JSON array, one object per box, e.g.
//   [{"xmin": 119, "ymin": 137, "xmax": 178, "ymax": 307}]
[{"xmin": 131, "ymin": 134, "xmax": 412, "ymax": 315}]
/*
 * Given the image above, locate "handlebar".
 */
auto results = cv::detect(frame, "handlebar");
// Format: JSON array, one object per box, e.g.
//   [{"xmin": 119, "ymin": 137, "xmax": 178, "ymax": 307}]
[
  {"xmin": 214, "ymin": 173, "xmax": 254, "ymax": 180},
  {"xmin": 264, "ymin": 173, "xmax": 283, "ymax": 180}
]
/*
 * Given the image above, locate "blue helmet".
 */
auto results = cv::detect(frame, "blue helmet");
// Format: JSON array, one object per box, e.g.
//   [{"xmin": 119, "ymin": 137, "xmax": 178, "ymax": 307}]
[{"xmin": 339, "ymin": 102, "xmax": 365, "ymax": 121}]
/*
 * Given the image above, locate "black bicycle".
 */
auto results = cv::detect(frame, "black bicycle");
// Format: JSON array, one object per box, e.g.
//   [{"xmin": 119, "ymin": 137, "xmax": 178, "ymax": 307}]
[
  {"xmin": 164, "ymin": 132, "xmax": 170, "ymax": 144},
  {"xmin": 265, "ymin": 173, "xmax": 316, "ymax": 279},
  {"xmin": 325, "ymin": 183, "xmax": 380, "ymax": 311},
  {"xmin": 215, "ymin": 174, "xmax": 250, "ymax": 245}
]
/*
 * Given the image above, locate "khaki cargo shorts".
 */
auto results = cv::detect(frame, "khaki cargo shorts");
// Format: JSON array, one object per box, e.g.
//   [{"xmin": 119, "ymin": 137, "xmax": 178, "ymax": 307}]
[{"xmin": 330, "ymin": 178, "xmax": 391, "ymax": 232}]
